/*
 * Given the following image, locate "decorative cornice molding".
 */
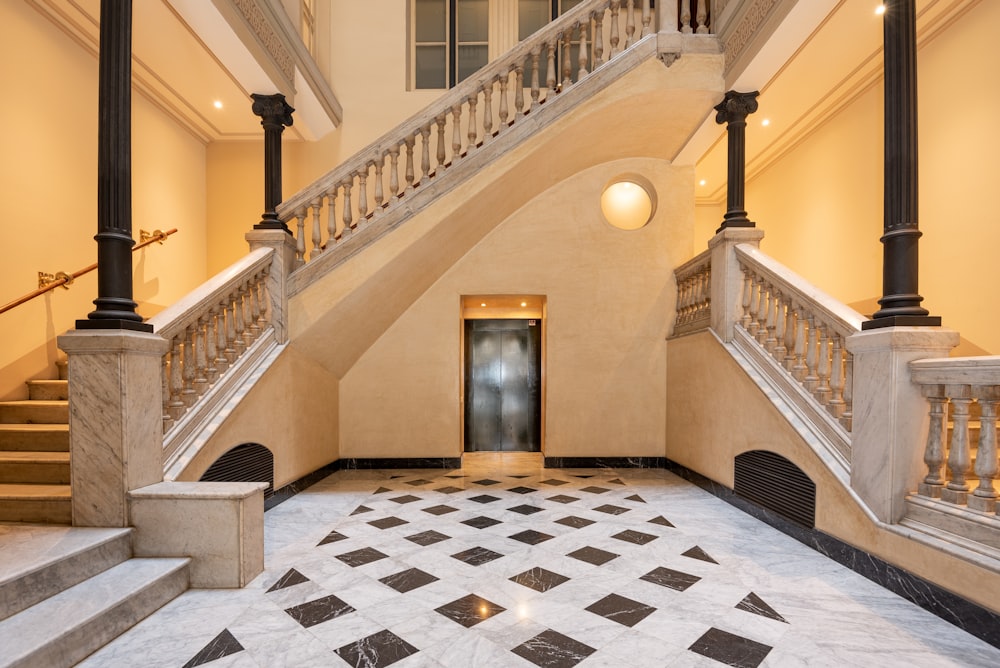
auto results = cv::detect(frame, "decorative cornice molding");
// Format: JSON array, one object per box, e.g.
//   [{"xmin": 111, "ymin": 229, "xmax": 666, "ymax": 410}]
[
  {"xmin": 722, "ymin": 0, "xmax": 780, "ymax": 71},
  {"xmin": 231, "ymin": 0, "xmax": 295, "ymax": 83}
]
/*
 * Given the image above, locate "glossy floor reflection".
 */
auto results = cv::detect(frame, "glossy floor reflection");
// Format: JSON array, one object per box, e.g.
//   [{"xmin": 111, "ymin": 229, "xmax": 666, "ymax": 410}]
[{"xmin": 79, "ymin": 453, "xmax": 1000, "ymax": 667}]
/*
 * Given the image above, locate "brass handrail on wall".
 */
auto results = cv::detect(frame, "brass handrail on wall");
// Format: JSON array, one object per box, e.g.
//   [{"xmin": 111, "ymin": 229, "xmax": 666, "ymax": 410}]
[{"xmin": 0, "ymin": 228, "xmax": 178, "ymax": 316}]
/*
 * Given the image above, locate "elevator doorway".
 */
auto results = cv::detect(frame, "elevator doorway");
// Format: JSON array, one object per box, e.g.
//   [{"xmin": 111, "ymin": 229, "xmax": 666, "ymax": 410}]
[{"xmin": 464, "ymin": 318, "xmax": 542, "ymax": 452}]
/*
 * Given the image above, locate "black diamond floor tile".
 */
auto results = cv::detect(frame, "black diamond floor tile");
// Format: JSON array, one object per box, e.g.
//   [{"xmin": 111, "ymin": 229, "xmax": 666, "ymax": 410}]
[
  {"xmin": 463, "ymin": 516, "xmax": 503, "ymax": 529},
  {"xmin": 336, "ymin": 547, "xmax": 389, "ymax": 567},
  {"xmin": 580, "ymin": 486, "xmax": 610, "ymax": 494},
  {"xmin": 373, "ymin": 486, "xmax": 392, "ymax": 494},
  {"xmin": 567, "ymin": 546, "xmax": 619, "ymax": 566},
  {"xmin": 683, "ymin": 545, "xmax": 719, "ymax": 564},
  {"xmin": 422, "ymin": 504, "xmax": 459, "ymax": 515},
  {"xmin": 379, "ymin": 567, "xmax": 439, "ymax": 593},
  {"xmin": 334, "ymin": 629, "xmax": 420, "ymax": 668},
  {"xmin": 640, "ymin": 566, "xmax": 701, "ymax": 592},
  {"xmin": 555, "ymin": 516, "xmax": 595, "ymax": 529},
  {"xmin": 625, "ymin": 494, "xmax": 646, "ymax": 503},
  {"xmin": 540, "ymin": 479, "xmax": 569, "ymax": 486},
  {"xmin": 471, "ymin": 478, "xmax": 501, "ymax": 486},
  {"xmin": 350, "ymin": 505, "xmax": 374, "ymax": 515},
  {"xmin": 182, "ymin": 629, "xmax": 244, "ymax": 668},
  {"xmin": 573, "ymin": 475, "xmax": 595, "ymax": 479},
  {"xmin": 266, "ymin": 568, "xmax": 309, "ymax": 593},
  {"xmin": 508, "ymin": 475, "xmax": 530, "ymax": 479},
  {"xmin": 444, "ymin": 475, "xmax": 466, "ymax": 479},
  {"xmin": 435, "ymin": 594, "xmax": 506, "ymax": 627},
  {"xmin": 405, "ymin": 530, "xmax": 451, "ymax": 546},
  {"xmin": 612, "ymin": 529, "xmax": 658, "ymax": 545},
  {"xmin": 584, "ymin": 593, "xmax": 657, "ymax": 627},
  {"xmin": 451, "ymin": 546, "xmax": 504, "ymax": 566},
  {"xmin": 511, "ymin": 629, "xmax": 596, "ymax": 667},
  {"xmin": 607, "ymin": 478, "xmax": 625, "ymax": 485},
  {"xmin": 648, "ymin": 515, "xmax": 675, "ymax": 527},
  {"xmin": 406, "ymin": 479, "xmax": 432, "ymax": 486},
  {"xmin": 509, "ymin": 504, "xmax": 544, "ymax": 515},
  {"xmin": 284, "ymin": 594, "xmax": 355, "ymax": 628},
  {"xmin": 368, "ymin": 516, "xmax": 409, "ymax": 530},
  {"xmin": 317, "ymin": 530, "xmax": 348, "ymax": 546},
  {"xmin": 593, "ymin": 504, "xmax": 630, "ymax": 515},
  {"xmin": 469, "ymin": 494, "xmax": 501, "ymax": 504},
  {"xmin": 435, "ymin": 486, "xmax": 463, "ymax": 494},
  {"xmin": 548, "ymin": 495, "xmax": 579, "ymax": 504},
  {"xmin": 509, "ymin": 529, "xmax": 554, "ymax": 545},
  {"xmin": 510, "ymin": 567, "xmax": 570, "ymax": 593},
  {"xmin": 736, "ymin": 592, "xmax": 787, "ymax": 623},
  {"xmin": 688, "ymin": 627, "xmax": 773, "ymax": 668},
  {"xmin": 389, "ymin": 494, "xmax": 421, "ymax": 504},
  {"xmin": 509, "ymin": 486, "xmax": 536, "ymax": 494}
]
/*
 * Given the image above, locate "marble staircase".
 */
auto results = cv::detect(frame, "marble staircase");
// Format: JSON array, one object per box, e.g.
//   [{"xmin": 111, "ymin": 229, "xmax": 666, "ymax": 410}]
[
  {"xmin": 0, "ymin": 524, "xmax": 190, "ymax": 667},
  {"xmin": 0, "ymin": 362, "xmax": 71, "ymax": 524}
]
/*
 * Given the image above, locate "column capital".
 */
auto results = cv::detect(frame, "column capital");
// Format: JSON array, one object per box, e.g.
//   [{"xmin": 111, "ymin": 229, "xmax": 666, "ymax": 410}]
[
  {"xmin": 251, "ymin": 93, "xmax": 294, "ymax": 128},
  {"xmin": 714, "ymin": 90, "xmax": 759, "ymax": 126}
]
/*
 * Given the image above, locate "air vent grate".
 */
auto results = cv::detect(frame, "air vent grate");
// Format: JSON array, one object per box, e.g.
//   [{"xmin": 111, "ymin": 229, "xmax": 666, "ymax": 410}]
[
  {"xmin": 200, "ymin": 443, "xmax": 274, "ymax": 499},
  {"xmin": 734, "ymin": 450, "xmax": 815, "ymax": 528}
]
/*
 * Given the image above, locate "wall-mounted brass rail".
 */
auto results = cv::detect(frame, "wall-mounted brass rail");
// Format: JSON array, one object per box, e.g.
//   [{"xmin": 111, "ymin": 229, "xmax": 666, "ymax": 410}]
[{"xmin": 0, "ymin": 228, "xmax": 178, "ymax": 316}]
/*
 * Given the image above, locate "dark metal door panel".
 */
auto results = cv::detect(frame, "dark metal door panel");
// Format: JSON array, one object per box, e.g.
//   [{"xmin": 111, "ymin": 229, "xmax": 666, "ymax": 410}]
[{"xmin": 468, "ymin": 329, "xmax": 502, "ymax": 451}]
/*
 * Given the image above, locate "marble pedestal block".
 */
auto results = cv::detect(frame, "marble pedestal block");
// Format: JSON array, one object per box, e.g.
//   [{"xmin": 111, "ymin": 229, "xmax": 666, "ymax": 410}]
[
  {"xmin": 57, "ymin": 330, "xmax": 170, "ymax": 527},
  {"xmin": 846, "ymin": 327, "xmax": 959, "ymax": 523},
  {"xmin": 709, "ymin": 227, "xmax": 764, "ymax": 342},
  {"xmin": 245, "ymin": 230, "xmax": 296, "ymax": 344},
  {"xmin": 129, "ymin": 481, "xmax": 267, "ymax": 588}
]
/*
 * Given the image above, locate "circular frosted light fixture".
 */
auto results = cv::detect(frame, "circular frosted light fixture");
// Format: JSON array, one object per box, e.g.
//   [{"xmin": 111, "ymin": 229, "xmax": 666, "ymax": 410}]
[{"xmin": 600, "ymin": 174, "xmax": 657, "ymax": 230}]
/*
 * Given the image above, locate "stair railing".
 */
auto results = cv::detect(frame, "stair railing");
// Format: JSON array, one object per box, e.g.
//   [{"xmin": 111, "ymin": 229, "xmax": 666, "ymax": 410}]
[
  {"xmin": 672, "ymin": 249, "xmax": 712, "ymax": 336},
  {"xmin": 277, "ymin": 0, "xmax": 658, "ymax": 268}
]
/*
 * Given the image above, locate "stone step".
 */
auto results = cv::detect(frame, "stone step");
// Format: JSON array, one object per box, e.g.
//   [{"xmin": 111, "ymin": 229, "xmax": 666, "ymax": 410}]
[
  {"xmin": 0, "ymin": 452, "xmax": 70, "ymax": 484},
  {"xmin": 26, "ymin": 380, "xmax": 69, "ymax": 401},
  {"xmin": 0, "ymin": 525, "xmax": 132, "ymax": 621},
  {"xmin": 0, "ymin": 484, "xmax": 72, "ymax": 524},
  {"xmin": 0, "ymin": 424, "xmax": 69, "ymax": 452},
  {"xmin": 56, "ymin": 360, "xmax": 68, "ymax": 381},
  {"xmin": 0, "ymin": 401, "xmax": 69, "ymax": 425},
  {"xmin": 0, "ymin": 557, "xmax": 190, "ymax": 668}
]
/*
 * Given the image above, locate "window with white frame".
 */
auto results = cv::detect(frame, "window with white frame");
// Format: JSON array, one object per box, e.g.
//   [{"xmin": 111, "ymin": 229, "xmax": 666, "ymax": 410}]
[{"xmin": 412, "ymin": 0, "xmax": 489, "ymax": 89}]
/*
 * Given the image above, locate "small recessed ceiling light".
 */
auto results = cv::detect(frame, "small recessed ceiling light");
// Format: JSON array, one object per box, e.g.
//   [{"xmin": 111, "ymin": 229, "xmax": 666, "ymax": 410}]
[
  {"xmin": 875, "ymin": 4, "xmax": 886, "ymax": 15},
  {"xmin": 521, "ymin": 301, "xmax": 527, "ymax": 307},
  {"xmin": 699, "ymin": 179, "xmax": 707, "ymax": 186},
  {"xmin": 761, "ymin": 118, "xmax": 770, "ymax": 127},
  {"xmin": 481, "ymin": 302, "xmax": 486, "ymax": 307},
  {"xmin": 213, "ymin": 100, "xmax": 223, "ymax": 109}
]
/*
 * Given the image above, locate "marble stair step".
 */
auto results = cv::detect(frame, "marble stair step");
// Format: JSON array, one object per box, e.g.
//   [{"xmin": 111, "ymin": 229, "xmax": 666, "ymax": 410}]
[
  {"xmin": 0, "ymin": 525, "xmax": 132, "ymax": 621},
  {"xmin": 0, "ymin": 424, "xmax": 69, "ymax": 452},
  {"xmin": 0, "ymin": 557, "xmax": 190, "ymax": 668},
  {"xmin": 0, "ymin": 452, "xmax": 70, "ymax": 484},
  {"xmin": 26, "ymin": 380, "xmax": 69, "ymax": 401},
  {"xmin": 0, "ymin": 484, "xmax": 72, "ymax": 524},
  {"xmin": 0, "ymin": 401, "xmax": 69, "ymax": 425}
]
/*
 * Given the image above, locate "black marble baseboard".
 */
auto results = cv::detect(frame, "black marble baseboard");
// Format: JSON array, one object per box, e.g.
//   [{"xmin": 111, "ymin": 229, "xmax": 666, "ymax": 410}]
[
  {"xmin": 544, "ymin": 456, "xmax": 667, "ymax": 469},
  {"xmin": 663, "ymin": 458, "xmax": 1000, "ymax": 650},
  {"xmin": 339, "ymin": 457, "xmax": 463, "ymax": 470},
  {"xmin": 266, "ymin": 461, "xmax": 342, "ymax": 510}
]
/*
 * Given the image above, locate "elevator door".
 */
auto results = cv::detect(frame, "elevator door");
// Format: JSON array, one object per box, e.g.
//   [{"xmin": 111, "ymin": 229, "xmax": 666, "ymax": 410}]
[{"xmin": 464, "ymin": 319, "xmax": 541, "ymax": 452}]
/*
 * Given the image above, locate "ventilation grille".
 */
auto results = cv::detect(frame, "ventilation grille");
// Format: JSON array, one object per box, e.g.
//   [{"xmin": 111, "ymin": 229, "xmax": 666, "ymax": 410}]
[
  {"xmin": 200, "ymin": 443, "xmax": 274, "ymax": 498},
  {"xmin": 734, "ymin": 450, "xmax": 816, "ymax": 528}
]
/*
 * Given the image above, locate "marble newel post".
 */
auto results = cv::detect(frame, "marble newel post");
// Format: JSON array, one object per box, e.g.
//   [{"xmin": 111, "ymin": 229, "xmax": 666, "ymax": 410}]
[
  {"xmin": 252, "ymin": 93, "xmax": 295, "ymax": 232},
  {"xmin": 709, "ymin": 228, "xmax": 764, "ymax": 343}
]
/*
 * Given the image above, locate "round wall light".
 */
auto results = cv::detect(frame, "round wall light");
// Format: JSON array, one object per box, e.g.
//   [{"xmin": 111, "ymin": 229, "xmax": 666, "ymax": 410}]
[{"xmin": 600, "ymin": 174, "xmax": 657, "ymax": 230}]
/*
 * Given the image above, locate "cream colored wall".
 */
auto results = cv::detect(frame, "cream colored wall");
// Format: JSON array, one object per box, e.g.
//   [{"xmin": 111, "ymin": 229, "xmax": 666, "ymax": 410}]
[
  {"xmin": 665, "ymin": 331, "xmax": 997, "ymax": 613},
  {"xmin": 178, "ymin": 346, "xmax": 339, "ymax": 488},
  {"xmin": 0, "ymin": 2, "xmax": 209, "ymax": 400},
  {"xmin": 339, "ymin": 157, "xmax": 692, "ymax": 459},
  {"xmin": 738, "ymin": 0, "xmax": 1000, "ymax": 352}
]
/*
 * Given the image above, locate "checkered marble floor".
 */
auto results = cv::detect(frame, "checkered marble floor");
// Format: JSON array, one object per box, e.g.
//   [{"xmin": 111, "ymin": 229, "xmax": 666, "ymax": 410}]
[{"xmin": 79, "ymin": 453, "xmax": 1000, "ymax": 667}]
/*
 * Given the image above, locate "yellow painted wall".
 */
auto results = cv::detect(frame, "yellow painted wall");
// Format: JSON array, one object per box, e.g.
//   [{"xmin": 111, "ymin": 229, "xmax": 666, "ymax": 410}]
[
  {"xmin": 739, "ymin": 0, "xmax": 1000, "ymax": 352},
  {"xmin": 0, "ymin": 1, "xmax": 209, "ymax": 400},
  {"xmin": 339, "ymin": 157, "xmax": 692, "ymax": 458}
]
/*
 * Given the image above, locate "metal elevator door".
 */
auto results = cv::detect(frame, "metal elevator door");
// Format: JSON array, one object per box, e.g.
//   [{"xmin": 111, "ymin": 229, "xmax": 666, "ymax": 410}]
[{"xmin": 464, "ymin": 319, "xmax": 541, "ymax": 452}]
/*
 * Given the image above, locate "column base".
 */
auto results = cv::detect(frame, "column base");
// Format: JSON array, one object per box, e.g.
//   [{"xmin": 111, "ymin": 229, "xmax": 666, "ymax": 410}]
[
  {"xmin": 863, "ymin": 315, "xmax": 942, "ymax": 330},
  {"xmin": 75, "ymin": 319, "xmax": 153, "ymax": 333}
]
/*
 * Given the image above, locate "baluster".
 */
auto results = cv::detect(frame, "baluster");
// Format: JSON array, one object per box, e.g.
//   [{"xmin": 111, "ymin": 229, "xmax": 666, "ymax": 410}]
[
  {"xmin": 740, "ymin": 270, "xmax": 752, "ymax": 329},
  {"xmin": 746, "ymin": 275, "xmax": 761, "ymax": 337},
  {"xmin": 193, "ymin": 316, "xmax": 209, "ymax": 395},
  {"xmin": 782, "ymin": 303, "xmax": 796, "ymax": 369},
  {"xmin": 763, "ymin": 285, "xmax": 777, "ymax": 351},
  {"xmin": 642, "ymin": 0, "xmax": 652, "ymax": 37},
  {"xmin": 577, "ymin": 20, "xmax": 589, "ymax": 80},
  {"xmin": 373, "ymin": 157, "xmax": 384, "ymax": 216},
  {"xmin": 341, "ymin": 178, "xmax": 354, "ymax": 235},
  {"xmin": 232, "ymin": 291, "xmax": 246, "ymax": 356},
  {"xmin": 452, "ymin": 103, "xmax": 463, "ymax": 158},
  {"xmin": 435, "ymin": 115, "xmax": 447, "ymax": 168},
  {"xmin": 562, "ymin": 29, "xmax": 572, "ymax": 87},
  {"xmin": 529, "ymin": 48, "xmax": 542, "ymax": 107},
  {"xmin": 256, "ymin": 268, "xmax": 270, "ymax": 329},
  {"xmin": 772, "ymin": 293, "xmax": 786, "ymax": 361},
  {"xmin": 418, "ymin": 128, "xmax": 430, "ymax": 182},
  {"xmin": 167, "ymin": 337, "xmax": 185, "ymax": 419},
  {"xmin": 699, "ymin": 271, "xmax": 711, "ymax": 319},
  {"xmin": 309, "ymin": 198, "xmax": 323, "ymax": 260},
  {"xmin": 293, "ymin": 208, "xmax": 306, "ymax": 267},
  {"xmin": 792, "ymin": 307, "xmax": 807, "ymax": 381},
  {"xmin": 814, "ymin": 326, "xmax": 832, "ymax": 405},
  {"xmin": 681, "ymin": 0, "xmax": 692, "ymax": 34},
  {"xmin": 625, "ymin": 0, "xmax": 636, "ymax": 48},
  {"xmin": 803, "ymin": 316, "xmax": 819, "ymax": 392},
  {"xmin": 827, "ymin": 334, "xmax": 846, "ymax": 418},
  {"xmin": 467, "ymin": 93, "xmax": 479, "ymax": 148},
  {"xmin": 609, "ymin": 1, "xmax": 621, "ymax": 57},
  {"xmin": 216, "ymin": 298, "xmax": 232, "ymax": 369},
  {"xmin": 326, "ymin": 186, "xmax": 338, "ymax": 244},
  {"xmin": 181, "ymin": 325, "xmax": 197, "ymax": 407},
  {"xmin": 248, "ymin": 274, "xmax": 262, "ymax": 338},
  {"xmin": 483, "ymin": 84, "xmax": 494, "ymax": 139},
  {"xmin": 498, "ymin": 73, "xmax": 509, "ymax": 129},
  {"xmin": 388, "ymin": 144, "xmax": 400, "ymax": 199},
  {"xmin": 918, "ymin": 386, "xmax": 948, "ymax": 498},
  {"xmin": 755, "ymin": 281, "xmax": 769, "ymax": 345},
  {"xmin": 842, "ymin": 353, "xmax": 854, "ymax": 431},
  {"xmin": 406, "ymin": 135, "xmax": 417, "ymax": 187},
  {"xmin": 241, "ymin": 280, "xmax": 255, "ymax": 348},
  {"xmin": 546, "ymin": 42, "xmax": 557, "ymax": 91},
  {"xmin": 161, "ymin": 357, "xmax": 173, "ymax": 433},
  {"xmin": 514, "ymin": 64, "xmax": 525, "ymax": 116},
  {"xmin": 593, "ymin": 12, "xmax": 605, "ymax": 66},
  {"xmin": 696, "ymin": 0, "xmax": 709, "ymax": 34},
  {"xmin": 943, "ymin": 388, "xmax": 973, "ymax": 505},
  {"xmin": 678, "ymin": 278, "xmax": 691, "ymax": 324},
  {"xmin": 970, "ymin": 387, "xmax": 999, "ymax": 513},
  {"xmin": 357, "ymin": 168, "xmax": 369, "ymax": 223},
  {"xmin": 205, "ymin": 306, "xmax": 220, "ymax": 383}
]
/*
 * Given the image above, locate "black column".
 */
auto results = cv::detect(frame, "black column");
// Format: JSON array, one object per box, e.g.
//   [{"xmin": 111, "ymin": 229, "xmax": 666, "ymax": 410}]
[
  {"xmin": 252, "ymin": 94, "xmax": 295, "ymax": 232},
  {"xmin": 863, "ymin": 0, "xmax": 939, "ymax": 329},
  {"xmin": 714, "ymin": 90, "xmax": 759, "ymax": 234},
  {"xmin": 78, "ymin": 0, "xmax": 150, "ymax": 331}
]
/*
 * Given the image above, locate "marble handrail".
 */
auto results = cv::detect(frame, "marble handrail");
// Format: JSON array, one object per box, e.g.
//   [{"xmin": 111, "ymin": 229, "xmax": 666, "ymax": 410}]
[
  {"xmin": 276, "ymin": 0, "xmax": 655, "ymax": 269},
  {"xmin": 148, "ymin": 248, "xmax": 274, "ymax": 435},
  {"xmin": 671, "ymin": 249, "xmax": 711, "ymax": 336},
  {"xmin": 910, "ymin": 357, "xmax": 1000, "ymax": 517},
  {"xmin": 734, "ymin": 244, "xmax": 865, "ymax": 433}
]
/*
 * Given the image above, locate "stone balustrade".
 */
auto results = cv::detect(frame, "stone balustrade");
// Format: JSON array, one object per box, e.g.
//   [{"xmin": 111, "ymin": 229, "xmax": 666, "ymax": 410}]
[{"xmin": 671, "ymin": 249, "xmax": 711, "ymax": 336}]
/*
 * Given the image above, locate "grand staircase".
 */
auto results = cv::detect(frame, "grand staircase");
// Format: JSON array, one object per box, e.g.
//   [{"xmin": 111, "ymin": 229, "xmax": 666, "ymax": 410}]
[{"xmin": 0, "ymin": 361, "xmax": 71, "ymax": 524}]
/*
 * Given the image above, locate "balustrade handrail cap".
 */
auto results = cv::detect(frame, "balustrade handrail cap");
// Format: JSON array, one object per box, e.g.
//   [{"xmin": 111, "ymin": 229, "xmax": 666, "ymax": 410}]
[{"xmin": 910, "ymin": 356, "xmax": 1000, "ymax": 385}]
